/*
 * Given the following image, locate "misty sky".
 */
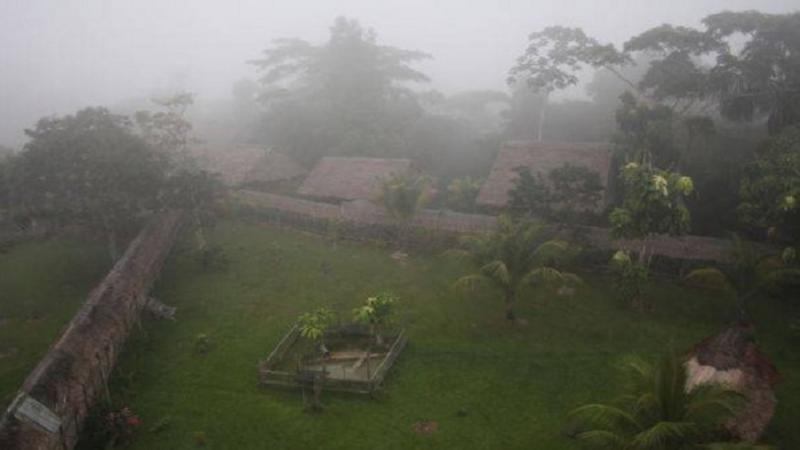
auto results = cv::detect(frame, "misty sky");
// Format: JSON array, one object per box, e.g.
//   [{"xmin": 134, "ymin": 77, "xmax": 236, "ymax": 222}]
[{"xmin": 1, "ymin": 0, "xmax": 797, "ymax": 146}]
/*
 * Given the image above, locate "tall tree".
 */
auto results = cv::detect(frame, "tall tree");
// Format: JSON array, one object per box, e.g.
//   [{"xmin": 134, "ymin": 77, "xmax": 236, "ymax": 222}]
[
  {"xmin": 250, "ymin": 17, "xmax": 430, "ymax": 164},
  {"xmin": 738, "ymin": 126, "xmax": 800, "ymax": 243},
  {"xmin": 509, "ymin": 26, "xmax": 633, "ymax": 141},
  {"xmin": 625, "ymin": 11, "xmax": 800, "ymax": 134},
  {"xmin": 134, "ymin": 92, "xmax": 196, "ymax": 164},
  {"xmin": 8, "ymin": 108, "xmax": 167, "ymax": 261},
  {"xmin": 135, "ymin": 93, "xmax": 222, "ymax": 251},
  {"xmin": 513, "ymin": 12, "xmax": 800, "ymax": 134}
]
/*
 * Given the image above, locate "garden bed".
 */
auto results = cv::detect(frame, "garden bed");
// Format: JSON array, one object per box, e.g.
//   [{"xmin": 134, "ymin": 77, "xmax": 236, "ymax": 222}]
[{"xmin": 258, "ymin": 324, "xmax": 407, "ymax": 394}]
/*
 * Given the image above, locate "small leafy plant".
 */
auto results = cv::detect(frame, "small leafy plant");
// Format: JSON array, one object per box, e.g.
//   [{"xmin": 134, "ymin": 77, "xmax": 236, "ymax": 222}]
[
  {"xmin": 194, "ymin": 333, "xmax": 212, "ymax": 354},
  {"xmin": 298, "ymin": 307, "xmax": 335, "ymax": 355},
  {"xmin": 353, "ymin": 293, "xmax": 397, "ymax": 346}
]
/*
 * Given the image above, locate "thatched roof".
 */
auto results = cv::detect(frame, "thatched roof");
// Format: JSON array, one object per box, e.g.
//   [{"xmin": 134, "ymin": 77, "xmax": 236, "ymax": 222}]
[
  {"xmin": 475, "ymin": 141, "xmax": 612, "ymax": 209},
  {"xmin": 685, "ymin": 325, "xmax": 778, "ymax": 442},
  {"xmin": 298, "ymin": 157, "xmax": 416, "ymax": 201},
  {"xmin": 197, "ymin": 147, "xmax": 306, "ymax": 186}
]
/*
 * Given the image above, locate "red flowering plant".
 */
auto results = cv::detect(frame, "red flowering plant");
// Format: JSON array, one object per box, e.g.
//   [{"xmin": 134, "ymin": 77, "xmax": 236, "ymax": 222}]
[{"xmin": 105, "ymin": 406, "xmax": 141, "ymax": 444}]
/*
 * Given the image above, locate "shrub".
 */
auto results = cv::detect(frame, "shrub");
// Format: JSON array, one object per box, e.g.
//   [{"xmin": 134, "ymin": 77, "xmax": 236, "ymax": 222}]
[{"xmin": 194, "ymin": 333, "xmax": 212, "ymax": 354}]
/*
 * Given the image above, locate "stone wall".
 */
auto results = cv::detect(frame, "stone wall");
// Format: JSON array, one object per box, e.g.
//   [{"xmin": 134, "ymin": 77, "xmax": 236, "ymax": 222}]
[{"xmin": 0, "ymin": 211, "xmax": 183, "ymax": 450}]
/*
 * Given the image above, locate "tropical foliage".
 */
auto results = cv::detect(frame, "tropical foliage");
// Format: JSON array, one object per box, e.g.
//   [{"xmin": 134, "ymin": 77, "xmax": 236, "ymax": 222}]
[
  {"xmin": 250, "ymin": 17, "xmax": 430, "ymax": 165},
  {"xmin": 684, "ymin": 236, "xmax": 800, "ymax": 320},
  {"xmin": 738, "ymin": 126, "xmax": 800, "ymax": 243},
  {"xmin": 610, "ymin": 250, "xmax": 649, "ymax": 311},
  {"xmin": 568, "ymin": 353, "xmax": 747, "ymax": 450},
  {"xmin": 352, "ymin": 292, "xmax": 397, "ymax": 346},
  {"xmin": 376, "ymin": 172, "xmax": 432, "ymax": 221},
  {"xmin": 508, "ymin": 164, "xmax": 603, "ymax": 223},
  {"xmin": 3, "ymin": 108, "xmax": 167, "ymax": 261},
  {"xmin": 453, "ymin": 218, "xmax": 580, "ymax": 321},
  {"xmin": 297, "ymin": 307, "xmax": 335, "ymax": 354},
  {"xmin": 446, "ymin": 176, "xmax": 482, "ymax": 212},
  {"xmin": 512, "ymin": 12, "xmax": 800, "ymax": 135},
  {"xmin": 610, "ymin": 163, "xmax": 694, "ymax": 264}
]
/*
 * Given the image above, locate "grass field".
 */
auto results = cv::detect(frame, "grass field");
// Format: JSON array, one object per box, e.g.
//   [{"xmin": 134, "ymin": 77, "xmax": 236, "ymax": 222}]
[
  {"xmin": 62, "ymin": 221, "xmax": 797, "ymax": 450},
  {"xmin": 0, "ymin": 237, "xmax": 108, "ymax": 411}
]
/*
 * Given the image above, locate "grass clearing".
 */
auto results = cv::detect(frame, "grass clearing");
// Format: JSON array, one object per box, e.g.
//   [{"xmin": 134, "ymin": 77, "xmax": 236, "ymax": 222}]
[
  {"xmin": 0, "ymin": 237, "xmax": 108, "ymax": 411},
  {"xmin": 78, "ymin": 221, "xmax": 799, "ymax": 450}
]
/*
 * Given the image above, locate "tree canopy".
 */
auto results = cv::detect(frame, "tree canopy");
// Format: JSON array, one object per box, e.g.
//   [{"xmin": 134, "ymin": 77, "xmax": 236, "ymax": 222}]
[
  {"xmin": 6, "ymin": 108, "xmax": 167, "ymax": 260},
  {"xmin": 512, "ymin": 12, "xmax": 800, "ymax": 134},
  {"xmin": 250, "ymin": 17, "xmax": 431, "ymax": 164}
]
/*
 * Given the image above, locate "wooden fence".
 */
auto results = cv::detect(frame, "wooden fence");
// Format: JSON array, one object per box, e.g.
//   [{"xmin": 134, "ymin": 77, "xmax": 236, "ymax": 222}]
[{"xmin": 237, "ymin": 190, "xmax": 744, "ymax": 263}]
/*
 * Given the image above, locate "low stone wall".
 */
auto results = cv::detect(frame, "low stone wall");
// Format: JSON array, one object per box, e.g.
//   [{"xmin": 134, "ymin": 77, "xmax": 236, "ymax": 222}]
[
  {"xmin": 237, "ymin": 190, "xmax": 744, "ymax": 263},
  {"xmin": 0, "ymin": 211, "xmax": 183, "ymax": 450}
]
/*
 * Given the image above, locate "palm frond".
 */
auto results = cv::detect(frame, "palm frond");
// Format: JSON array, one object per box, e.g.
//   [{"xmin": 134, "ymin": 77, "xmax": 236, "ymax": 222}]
[
  {"xmin": 524, "ymin": 267, "xmax": 582, "ymax": 286},
  {"xmin": 761, "ymin": 267, "xmax": 800, "ymax": 290},
  {"xmin": 574, "ymin": 430, "xmax": 629, "ymax": 449},
  {"xmin": 685, "ymin": 384, "xmax": 744, "ymax": 426},
  {"xmin": 568, "ymin": 404, "xmax": 641, "ymax": 431},
  {"xmin": 479, "ymin": 260, "xmax": 510, "ymax": 285},
  {"xmin": 703, "ymin": 443, "xmax": 774, "ymax": 450},
  {"xmin": 630, "ymin": 421, "xmax": 699, "ymax": 449},
  {"xmin": 453, "ymin": 274, "xmax": 492, "ymax": 292},
  {"xmin": 685, "ymin": 267, "xmax": 733, "ymax": 291},
  {"xmin": 533, "ymin": 239, "xmax": 570, "ymax": 263}
]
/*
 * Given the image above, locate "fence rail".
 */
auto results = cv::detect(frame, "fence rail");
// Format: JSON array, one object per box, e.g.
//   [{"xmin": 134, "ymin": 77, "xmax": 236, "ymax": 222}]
[{"xmin": 237, "ymin": 190, "xmax": 749, "ymax": 263}]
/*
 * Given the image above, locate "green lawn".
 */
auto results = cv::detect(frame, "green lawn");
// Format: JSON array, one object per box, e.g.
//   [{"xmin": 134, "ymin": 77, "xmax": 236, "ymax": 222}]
[
  {"xmin": 0, "ymin": 237, "xmax": 108, "ymax": 411},
  {"xmin": 72, "ymin": 221, "xmax": 797, "ymax": 450}
]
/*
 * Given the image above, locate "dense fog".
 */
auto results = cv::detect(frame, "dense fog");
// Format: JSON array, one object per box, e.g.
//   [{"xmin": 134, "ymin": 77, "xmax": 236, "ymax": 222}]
[{"xmin": 1, "ymin": 0, "xmax": 796, "ymax": 147}]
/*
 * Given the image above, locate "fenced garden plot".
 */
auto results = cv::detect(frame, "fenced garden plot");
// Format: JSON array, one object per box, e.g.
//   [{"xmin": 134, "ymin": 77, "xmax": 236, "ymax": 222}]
[{"xmin": 259, "ymin": 325, "xmax": 407, "ymax": 394}]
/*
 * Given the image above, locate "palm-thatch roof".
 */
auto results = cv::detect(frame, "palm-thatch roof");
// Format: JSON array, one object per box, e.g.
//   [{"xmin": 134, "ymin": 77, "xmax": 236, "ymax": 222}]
[
  {"xmin": 197, "ymin": 147, "xmax": 306, "ymax": 186},
  {"xmin": 475, "ymin": 141, "xmax": 612, "ymax": 209},
  {"xmin": 685, "ymin": 325, "xmax": 779, "ymax": 442},
  {"xmin": 298, "ymin": 157, "xmax": 417, "ymax": 201}
]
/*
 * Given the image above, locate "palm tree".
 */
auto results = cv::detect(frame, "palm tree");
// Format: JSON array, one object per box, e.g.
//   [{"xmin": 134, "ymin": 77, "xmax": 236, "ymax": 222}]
[
  {"xmin": 684, "ymin": 236, "xmax": 800, "ymax": 321},
  {"xmin": 567, "ymin": 353, "xmax": 754, "ymax": 450},
  {"xmin": 453, "ymin": 217, "xmax": 580, "ymax": 322},
  {"xmin": 446, "ymin": 176, "xmax": 482, "ymax": 212},
  {"xmin": 376, "ymin": 172, "xmax": 431, "ymax": 246}
]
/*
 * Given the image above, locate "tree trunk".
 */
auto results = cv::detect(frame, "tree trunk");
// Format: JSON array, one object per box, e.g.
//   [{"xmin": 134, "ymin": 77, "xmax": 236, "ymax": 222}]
[
  {"xmin": 737, "ymin": 289, "xmax": 757, "ymax": 323},
  {"xmin": 537, "ymin": 94, "xmax": 548, "ymax": 143},
  {"xmin": 190, "ymin": 189, "xmax": 207, "ymax": 251},
  {"xmin": 504, "ymin": 290, "xmax": 516, "ymax": 321}
]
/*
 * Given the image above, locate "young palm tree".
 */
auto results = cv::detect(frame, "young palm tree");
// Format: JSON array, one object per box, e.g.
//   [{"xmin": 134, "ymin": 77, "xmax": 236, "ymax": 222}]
[
  {"xmin": 684, "ymin": 236, "xmax": 800, "ymax": 321},
  {"xmin": 453, "ymin": 217, "xmax": 580, "ymax": 321},
  {"xmin": 568, "ymin": 353, "xmax": 756, "ymax": 450},
  {"xmin": 376, "ymin": 172, "xmax": 431, "ymax": 246}
]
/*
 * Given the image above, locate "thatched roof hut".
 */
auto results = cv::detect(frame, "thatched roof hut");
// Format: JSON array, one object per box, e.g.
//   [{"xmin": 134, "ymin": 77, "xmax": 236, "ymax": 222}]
[
  {"xmin": 298, "ymin": 157, "xmax": 417, "ymax": 201},
  {"xmin": 475, "ymin": 141, "xmax": 612, "ymax": 210},
  {"xmin": 198, "ymin": 147, "xmax": 306, "ymax": 186},
  {"xmin": 685, "ymin": 325, "xmax": 779, "ymax": 442}
]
